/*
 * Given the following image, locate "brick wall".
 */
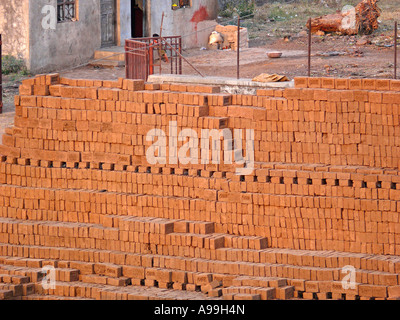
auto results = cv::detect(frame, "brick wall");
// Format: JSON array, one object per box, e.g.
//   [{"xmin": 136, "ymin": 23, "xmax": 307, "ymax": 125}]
[{"xmin": 0, "ymin": 74, "xmax": 400, "ymax": 300}]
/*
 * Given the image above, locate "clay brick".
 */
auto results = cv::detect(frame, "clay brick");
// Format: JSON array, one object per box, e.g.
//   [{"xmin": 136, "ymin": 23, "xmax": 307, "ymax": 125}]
[
  {"xmin": 276, "ymin": 286, "xmax": 294, "ymax": 299},
  {"xmin": 19, "ymin": 85, "xmax": 33, "ymax": 96},
  {"xmin": 155, "ymin": 269, "xmax": 172, "ymax": 283},
  {"xmin": 49, "ymin": 85, "xmax": 62, "ymax": 96},
  {"xmin": 145, "ymin": 83, "xmax": 161, "ymax": 90},
  {"xmin": 375, "ymin": 79, "xmax": 390, "ymax": 91},
  {"xmin": 349, "ymin": 79, "xmax": 362, "ymax": 89},
  {"xmin": 234, "ymin": 294, "xmax": 261, "ymax": 300},
  {"xmin": 382, "ymin": 92, "xmax": 400, "ymax": 104},
  {"xmin": 69, "ymin": 262, "xmax": 94, "ymax": 275},
  {"xmin": 45, "ymin": 73, "xmax": 60, "ymax": 85},
  {"xmin": 94, "ymin": 263, "xmax": 122, "ymax": 277},
  {"xmin": 290, "ymin": 279, "xmax": 305, "ymax": 291},
  {"xmin": 20, "ymin": 96, "xmax": 37, "ymax": 107},
  {"xmin": 22, "ymin": 78, "xmax": 35, "ymax": 86},
  {"xmin": 170, "ymin": 84, "xmax": 187, "ymax": 92},
  {"xmin": 14, "ymin": 95, "xmax": 21, "ymax": 107},
  {"xmin": 305, "ymin": 281, "xmax": 319, "ymax": 292},
  {"xmin": 257, "ymin": 287, "xmax": 275, "ymax": 300},
  {"xmin": 294, "ymin": 77, "xmax": 308, "ymax": 88},
  {"xmin": 362, "ymin": 79, "xmax": 376, "ymax": 90},
  {"xmin": 340, "ymin": 90, "xmax": 354, "ymax": 101},
  {"xmin": 313, "ymin": 89, "xmax": 328, "ymax": 101},
  {"xmin": 103, "ymin": 80, "xmax": 121, "ymax": 88},
  {"xmin": 194, "ymin": 273, "xmax": 213, "ymax": 285},
  {"xmin": 353, "ymin": 90, "xmax": 368, "ymax": 102},
  {"xmin": 172, "ymin": 271, "xmax": 188, "ymax": 283},
  {"xmin": 60, "ymin": 86, "xmax": 73, "ymax": 98},
  {"xmin": 32, "ymin": 85, "xmax": 49, "ymax": 96},
  {"xmin": 308, "ymin": 78, "xmax": 321, "ymax": 88},
  {"xmin": 321, "ymin": 78, "xmax": 335, "ymax": 89},
  {"xmin": 0, "ymin": 290, "xmax": 13, "ymax": 300},
  {"xmin": 335, "ymin": 78, "xmax": 349, "ymax": 90},
  {"xmin": 390, "ymin": 80, "xmax": 400, "ymax": 91},
  {"xmin": 368, "ymin": 91, "xmax": 382, "ymax": 103},
  {"xmin": 283, "ymin": 88, "xmax": 301, "ymax": 100},
  {"xmin": 107, "ymin": 277, "xmax": 130, "ymax": 286},
  {"xmin": 388, "ymin": 286, "xmax": 400, "ymax": 298}
]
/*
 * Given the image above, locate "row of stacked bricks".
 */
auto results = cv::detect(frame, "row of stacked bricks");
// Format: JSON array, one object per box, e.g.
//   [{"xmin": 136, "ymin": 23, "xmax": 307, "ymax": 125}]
[{"xmin": 0, "ymin": 73, "xmax": 399, "ymax": 299}]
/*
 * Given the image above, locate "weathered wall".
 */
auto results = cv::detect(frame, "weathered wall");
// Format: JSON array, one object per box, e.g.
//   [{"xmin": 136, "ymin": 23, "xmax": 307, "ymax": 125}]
[
  {"xmin": 29, "ymin": 0, "xmax": 101, "ymax": 73},
  {"xmin": 118, "ymin": 0, "xmax": 132, "ymax": 45},
  {"xmin": 0, "ymin": 0, "xmax": 30, "ymax": 63},
  {"xmin": 150, "ymin": 0, "xmax": 219, "ymax": 49}
]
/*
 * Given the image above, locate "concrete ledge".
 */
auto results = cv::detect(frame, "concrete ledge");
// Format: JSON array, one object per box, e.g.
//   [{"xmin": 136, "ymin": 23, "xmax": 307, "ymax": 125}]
[{"xmin": 147, "ymin": 74, "xmax": 294, "ymax": 94}]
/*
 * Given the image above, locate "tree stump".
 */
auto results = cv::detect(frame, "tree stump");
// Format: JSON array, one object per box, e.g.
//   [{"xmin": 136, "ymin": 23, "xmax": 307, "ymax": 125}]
[{"xmin": 307, "ymin": 0, "xmax": 381, "ymax": 35}]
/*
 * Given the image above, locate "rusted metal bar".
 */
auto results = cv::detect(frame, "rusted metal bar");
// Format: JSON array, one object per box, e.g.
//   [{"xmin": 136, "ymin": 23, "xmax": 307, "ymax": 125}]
[
  {"xmin": 179, "ymin": 37, "xmax": 182, "ymax": 74},
  {"xmin": 128, "ymin": 36, "xmax": 182, "ymax": 78},
  {"xmin": 308, "ymin": 18, "xmax": 312, "ymax": 77},
  {"xmin": 125, "ymin": 39, "xmax": 148, "ymax": 80},
  {"xmin": 171, "ymin": 37, "xmax": 174, "ymax": 75},
  {"xmin": 237, "ymin": 15, "xmax": 240, "ymax": 79},
  {"xmin": 163, "ymin": 39, "xmax": 205, "ymax": 77},
  {"xmin": 0, "ymin": 34, "xmax": 2, "ymax": 114},
  {"xmin": 395, "ymin": 21, "xmax": 398, "ymax": 79}
]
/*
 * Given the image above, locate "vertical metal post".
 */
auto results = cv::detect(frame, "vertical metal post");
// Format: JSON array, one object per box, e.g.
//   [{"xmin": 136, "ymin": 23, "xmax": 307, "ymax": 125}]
[
  {"xmin": 237, "ymin": 15, "xmax": 240, "ymax": 79},
  {"xmin": 395, "ymin": 21, "xmax": 398, "ymax": 80},
  {"xmin": 171, "ymin": 37, "xmax": 174, "ymax": 75},
  {"xmin": 179, "ymin": 37, "xmax": 182, "ymax": 74},
  {"xmin": 125, "ymin": 40, "xmax": 129, "ymax": 79},
  {"xmin": 159, "ymin": 12, "xmax": 165, "ymax": 75},
  {"xmin": 308, "ymin": 18, "xmax": 312, "ymax": 77}
]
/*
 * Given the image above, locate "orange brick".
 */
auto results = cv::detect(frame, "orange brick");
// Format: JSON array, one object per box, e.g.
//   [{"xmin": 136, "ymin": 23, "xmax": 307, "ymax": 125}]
[
  {"xmin": 362, "ymin": 79, "xmax": 376, "ymax": 90},
  {"xmin": 321, "ymin": 77, "xmax": 335, "ymax": 89},
  {"xmin": 294, "ymin": 77, "xmax": 308, "ymax": 88},
  {"xmin": 308, "ymin": 78, "xmax": 321, "ymax": 88},
  {"xmin": 349, "ymin": 79, "xmax": 362, "ymax": 89},
  {"xmin": 335, "ymin": 78, "xmax": 349, "ymax": 90},
  {"xmin": 375, "ymin": 79, "xmax": 390, "ymax": 91}
]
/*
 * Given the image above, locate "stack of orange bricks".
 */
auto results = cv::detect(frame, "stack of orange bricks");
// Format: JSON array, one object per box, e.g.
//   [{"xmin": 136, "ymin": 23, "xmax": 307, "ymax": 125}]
[{"xmin": 0, "ymin": 74, "xmax": 400, "ymax": 300}]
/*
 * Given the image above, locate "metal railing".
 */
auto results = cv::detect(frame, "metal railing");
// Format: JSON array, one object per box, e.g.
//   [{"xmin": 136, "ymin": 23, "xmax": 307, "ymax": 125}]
[{"xmin": 125, "ymin": 36, "xmax": 183, "ymax": 81}]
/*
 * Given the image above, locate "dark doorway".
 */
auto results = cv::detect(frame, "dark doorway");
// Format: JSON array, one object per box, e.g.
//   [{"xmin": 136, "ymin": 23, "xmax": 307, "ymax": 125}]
[
  {"xmin": 131, "ymin": 1, "xmax": 144, "ymax": 38},
  {"xmin": 100, "ymin": 0, "xmax": 116, "ymax": 47}
]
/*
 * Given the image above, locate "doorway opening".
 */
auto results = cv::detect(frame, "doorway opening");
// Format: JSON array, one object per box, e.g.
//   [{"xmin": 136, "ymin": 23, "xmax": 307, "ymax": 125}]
[{"xmin": 131, "ymin": 0, "xmax": 144, "ymax": 38}]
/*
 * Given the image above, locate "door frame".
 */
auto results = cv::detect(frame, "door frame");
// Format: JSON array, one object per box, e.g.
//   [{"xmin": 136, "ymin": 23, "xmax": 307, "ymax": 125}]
[{"xmin": 100, "ymin": 0, "xmax": 117, "ymax": 48}]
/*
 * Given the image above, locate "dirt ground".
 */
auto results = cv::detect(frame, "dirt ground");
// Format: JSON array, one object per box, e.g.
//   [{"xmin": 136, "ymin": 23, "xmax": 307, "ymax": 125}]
[{"xmin": 1, "ymin": 0, "xmax": 399, "ymax": 117}]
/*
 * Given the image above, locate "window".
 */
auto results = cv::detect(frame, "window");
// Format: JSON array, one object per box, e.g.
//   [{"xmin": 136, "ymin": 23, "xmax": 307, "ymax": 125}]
[
  {"xmin": 172, "ymin": 0, "xmax": 191, "ymax": 10},
  {"xmin": 57, "ymin": 0, "xmax": 77, "ymax": 22}
]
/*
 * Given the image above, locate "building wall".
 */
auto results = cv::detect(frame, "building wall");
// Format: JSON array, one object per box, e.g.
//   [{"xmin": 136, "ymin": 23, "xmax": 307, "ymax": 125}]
[
  {"xmin": 150, "ymin": 0, "xmax": 219, "ymax": 49},
  {"xmin": 29, "ymin": 0, "xmax": 101, "ymax": 73},
  {"xmin": 117, "ymin": 0, "xmax": 132, "ymax": 46},
  {"xmin": 0, "ymin": 0, "xmax": 30, "ymax": 64}
]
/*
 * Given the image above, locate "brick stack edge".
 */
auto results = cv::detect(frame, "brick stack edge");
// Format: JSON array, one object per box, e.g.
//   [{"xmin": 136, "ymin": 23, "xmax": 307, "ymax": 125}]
[{"xmin": 0, "ymin": 74, "xmax": 399, "ymax": 300}]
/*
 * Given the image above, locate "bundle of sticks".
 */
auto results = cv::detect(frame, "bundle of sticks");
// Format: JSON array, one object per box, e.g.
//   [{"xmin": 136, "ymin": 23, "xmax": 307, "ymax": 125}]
[{"xmin": 308, "ymin": 0, "xmax": 381, "ymax": 35}]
